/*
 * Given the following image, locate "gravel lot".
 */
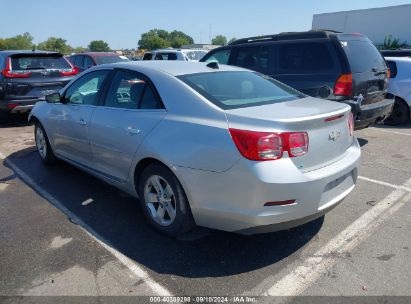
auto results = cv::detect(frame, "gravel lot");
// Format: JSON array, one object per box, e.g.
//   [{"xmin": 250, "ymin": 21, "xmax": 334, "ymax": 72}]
[{"xmin": 0, "ymin": 118, "xmax": 410, "ymax": 303}]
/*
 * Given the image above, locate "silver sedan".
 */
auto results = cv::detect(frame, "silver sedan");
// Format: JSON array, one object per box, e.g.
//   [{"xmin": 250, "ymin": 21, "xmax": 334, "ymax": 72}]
[{"xmin": 29, "ymin": 61, "xmax": 361, "ymax": 236}]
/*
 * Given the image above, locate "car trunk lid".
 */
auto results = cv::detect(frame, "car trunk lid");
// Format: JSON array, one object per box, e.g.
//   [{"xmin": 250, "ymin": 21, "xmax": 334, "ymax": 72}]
[{"xmin": 225, "ymin": 97, "xmax": 353, "ymax": 172}]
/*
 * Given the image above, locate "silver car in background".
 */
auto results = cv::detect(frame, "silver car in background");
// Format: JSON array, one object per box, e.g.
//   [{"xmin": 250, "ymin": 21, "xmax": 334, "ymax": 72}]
[{"xmin": 29, "ymin": 61, "xmax": 360, "ymax": 236}]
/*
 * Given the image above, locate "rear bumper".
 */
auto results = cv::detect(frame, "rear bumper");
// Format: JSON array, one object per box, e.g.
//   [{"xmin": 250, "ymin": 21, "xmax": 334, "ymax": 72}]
[
  {"xmin": 174, "ymin": 138, "xmax": 361, "ymax": 234},
  {"xmin": 341, "ymin": 97, "xmax": 395, "ymax": 130},
  {"xmin": 0, "ymin": 98, "xmax": 39, "ymax": 115}
]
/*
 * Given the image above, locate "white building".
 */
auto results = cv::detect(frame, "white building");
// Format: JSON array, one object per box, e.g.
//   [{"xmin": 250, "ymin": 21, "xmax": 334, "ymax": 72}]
[{"xmin": 312, "ymin": 4, "xmax": 411, "ymax": 45}]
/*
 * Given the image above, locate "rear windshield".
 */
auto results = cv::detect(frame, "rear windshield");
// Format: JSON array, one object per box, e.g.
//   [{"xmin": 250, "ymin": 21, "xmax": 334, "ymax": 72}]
[
  {"xmin": 178, "ymin": 71, "xmax": 305, "ymax": 110},
  {"xmin": 341, "ymin": 40, "xmax": 386, "ymax": 73},
  {"xmin": 94, "ymin": 55, "xmax": 129, "ymax": 65},
  {"xmin": 11, "ymin": 55, "xmax": 71, "ymax": 70}
]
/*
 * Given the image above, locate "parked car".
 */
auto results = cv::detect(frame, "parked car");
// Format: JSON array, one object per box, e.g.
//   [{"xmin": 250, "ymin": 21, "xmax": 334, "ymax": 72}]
[
  {"xmin": 383, "ymin": 57, "xmax": 411, "ymax": 124},
  {"xmin": 29, "ymin": 61, "xmax": 360, "ymax": 236},
  {"xmin": 380, "ymin": 49, "xmax": 411, "ymax": 57},
  {"xmin": 0, "ymin": 50, "xmax": 78, "ymax": 123},
  {"xmin": 142, "ymin": 49, "xmax": 208, "ymax": 62},
  {"xmin": 68, "ymin": 52, "xmax": 129, "ymax": 72},
  {"xmin": 201, "ymin": 30, "xmax": 394, "ymax": 130}
]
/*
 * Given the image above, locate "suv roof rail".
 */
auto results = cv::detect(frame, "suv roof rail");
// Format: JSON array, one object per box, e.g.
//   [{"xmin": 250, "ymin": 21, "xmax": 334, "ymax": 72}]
[{"xmin": 229, "ymin": 30, "xmax": 343, "ymax": 45}]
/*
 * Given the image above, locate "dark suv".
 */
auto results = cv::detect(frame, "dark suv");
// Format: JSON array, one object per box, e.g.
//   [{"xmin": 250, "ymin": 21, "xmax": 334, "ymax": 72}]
[
  {"xmin": 0, "ymin": 50, "xmax": 78, "ymax": 122},
  {"xmin": 201, "ymin": 31, "xmax": 394, "ymax": 129}
]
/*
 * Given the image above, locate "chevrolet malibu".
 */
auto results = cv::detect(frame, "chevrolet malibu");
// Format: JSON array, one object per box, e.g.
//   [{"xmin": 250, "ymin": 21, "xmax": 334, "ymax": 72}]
[{"xmin": 29, "ymin": 61, "xmax": 361, "ymax": 236}]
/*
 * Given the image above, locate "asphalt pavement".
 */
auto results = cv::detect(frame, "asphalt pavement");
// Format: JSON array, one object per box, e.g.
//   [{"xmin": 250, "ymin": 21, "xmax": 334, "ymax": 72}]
[{"xmin": 0, "ymin": 118, "xmax": 410, "ymax": 303}]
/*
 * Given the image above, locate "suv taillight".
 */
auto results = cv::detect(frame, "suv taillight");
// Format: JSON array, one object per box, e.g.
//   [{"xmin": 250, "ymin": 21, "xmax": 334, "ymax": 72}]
[
  {"xmin": 348, "ymin": 112, "xmax": 354, "ymax": 136},
  {"xmin": 229, "ymin": 129, "xmax": 309, "ymax": 161},
  {"xmin": 334, "ymin": 74, "xmax": 352, "ymax": 96},
  {"xmin": 60, "ymin": 58, "xmax": 79, "ymax": 76},
  {"xmin": 1, "ymin": 57, "xmax": 32, "ymax": 78}
]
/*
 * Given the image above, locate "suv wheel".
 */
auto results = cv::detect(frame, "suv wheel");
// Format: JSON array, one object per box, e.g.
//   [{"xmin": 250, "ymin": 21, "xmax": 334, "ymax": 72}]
[
  {"xmin": 35, "ymin": 123, "xmax": 57, "ymax": 164},
  {"xmin": 137, "ymin": 163, "xmax": 195, "ymax": 237},
  {"xmin": 385, "ymin": 98, "xmax": 409, "ymax": 125}
]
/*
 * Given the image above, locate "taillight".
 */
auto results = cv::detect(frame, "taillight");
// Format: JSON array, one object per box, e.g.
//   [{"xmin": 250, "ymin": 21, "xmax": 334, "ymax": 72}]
[
  {"xmin": 229, "ymin": 129, "xmax": 308, "ymax": 161},
  {"xmin": 348, "ymin": 112, "xmax": 354, "ymax": 136},
  {"xmin": 1, "ymin": 57, "xmax": 32, "ymax": 78},
  {"xmin": 59, "ymin": 66, "xmax": 78, "ymax": 76},
  {"xmin": 334, "ymin": 74, "xmax": 352, "ymax": 96},
  {"xmin": 288, "ymin": 132, "xmax": 309, "ymax": 157},
  {"xmin": 387, "ymin": 67, "xmax": 391, "ymax": 79},
  {"xmin": 60, "ymin": 58, "xmax": 79, "ymax": 76}
]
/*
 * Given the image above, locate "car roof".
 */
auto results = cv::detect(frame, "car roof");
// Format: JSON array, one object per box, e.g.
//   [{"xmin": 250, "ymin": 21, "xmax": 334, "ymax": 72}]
[
  {"xmin": 75, "ymin": 52, "xmax": 119, "ymax": 57},
  {"xmin": 0, "ymin": 50, "xmax": 61, "ymax": 56},
  {"xmin": 97, "ymin": 61, "xmax": 246, "ymax": 76}
]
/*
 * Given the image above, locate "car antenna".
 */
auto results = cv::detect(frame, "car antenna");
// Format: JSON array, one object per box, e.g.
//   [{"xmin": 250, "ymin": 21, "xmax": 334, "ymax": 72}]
[{"xmin": 206, "ymin": 61, "xmax": 219, "ymax": 69}]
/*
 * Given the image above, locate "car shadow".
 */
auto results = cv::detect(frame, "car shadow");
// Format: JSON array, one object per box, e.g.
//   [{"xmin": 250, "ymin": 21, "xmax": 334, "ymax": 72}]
[
  {"xmin": 4, "ymin": 147, "xmax": 323, "ymax": 279},
  {"xmin": 0, "ymin": 115, "xmax": 31, "ymax": 128},
  {"xmin": 376, "ymin": 121, "xmax": 411, "ymax": 129},
  {"xmin": 357, "ymin": 137, "xmax": 368, "ymax": 147}
]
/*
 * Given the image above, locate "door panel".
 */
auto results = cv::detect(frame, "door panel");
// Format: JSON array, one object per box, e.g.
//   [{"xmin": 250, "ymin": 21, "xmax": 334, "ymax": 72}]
[
  {"xmin": 50, "ymin": 70, "xmax": 110, "ymax": 166},
  {"xmin": 89, "ymin": 69, "xmax": 166, "ymax": 182},
  {"xmin": 89, "ymin": 109, "xmax": 166, "ymax": 182}
]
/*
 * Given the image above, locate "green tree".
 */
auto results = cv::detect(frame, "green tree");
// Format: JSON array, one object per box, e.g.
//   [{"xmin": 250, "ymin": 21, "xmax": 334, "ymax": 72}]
[
  {"xmin": 72, "ymin": 46, "xmax": 86, "ymax": 53},
  {"xmin": 138, "ymin": 29, "xmax": 194, "ymax": 50},
  {"xmin": 88, "ymin": 40, "xmax": 110, "ymax": 52},
  {"xmin": 37, "ymin": 37, "xmax": 72, "ymax": 54},
  {"xmin": 382, "ymin": 34, "xmax": 408, "ymax": 50},
  {"xmin": 0, "ymin": 32, "xmax": 34, "ymax": 50},
  {"xmin": 228, "ymin": 37, "xmax": 237, "ymax": 44},
  {"xmin": 212, "ymin": 35, "xmax": 227, "ymax": 46},
  {"xmin": 169, "ymin": 30, "xmax": 194, "ymax": 48}
]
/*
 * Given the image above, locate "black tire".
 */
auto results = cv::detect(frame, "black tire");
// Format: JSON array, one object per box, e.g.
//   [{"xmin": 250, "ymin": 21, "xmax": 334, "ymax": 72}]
[
  {"xmin": 34, "ymin": 122, "xmax": 57, "ymax": 164},
  {"xmin": 137, "ymin": 163, "xmax": 195, "ymax": 237},
  {"xmin": 385, "ymin": 98, "xmax": 410, "ymax": 125}
]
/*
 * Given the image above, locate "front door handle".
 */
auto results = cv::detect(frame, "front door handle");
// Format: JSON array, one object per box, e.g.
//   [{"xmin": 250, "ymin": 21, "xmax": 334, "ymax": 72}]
[
  {"xmin": 126, "ymin": 126, "xmax": 140, "ymax": 135},
  {"xmin": 79, "ymin": 118, "xmax": 87, "ymax": 125}
]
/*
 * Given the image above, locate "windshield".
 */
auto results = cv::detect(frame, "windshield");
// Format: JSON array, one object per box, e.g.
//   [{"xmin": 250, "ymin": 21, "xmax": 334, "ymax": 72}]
[
  {"xmin": 94, "ymin": 55, "xmax": 129, "ymax": 65},
  {"xmin": 184, "ymin": 50, "xmax": 208, "ymax": 61},
  {"xmin": 11, "ymin": 55, "xmax": 71, "ymax": 70},
  {"xmin": 178, "ymin": 71, "xmax": 305, "ymax": 109}
]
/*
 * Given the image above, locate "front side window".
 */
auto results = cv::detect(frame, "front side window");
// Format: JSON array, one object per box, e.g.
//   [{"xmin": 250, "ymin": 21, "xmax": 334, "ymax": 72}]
[
  {"xmin": 203, "ymin": 49, "xmax": 231, "ymax": 64},
  {"xmin": 278, "ymin": 42, "xmax": 334, "ymax": 73},
  {"xmin": 143, "ymin": 53, "xmax": 153, "ymax": 60},
  {"xmin": 64, "ymin": 70, "xmax": 109, "ymax": 105},
  {"xmin": 104, "ymin": 70, "xmax": 164, "ymax": 110},
  {"xmin": 178, "ymin": 71, "xmax": 304, "ymax": 110},
  {"xmin": 386, "ymin": 61, "xmax": 398, "ymax": 78}
]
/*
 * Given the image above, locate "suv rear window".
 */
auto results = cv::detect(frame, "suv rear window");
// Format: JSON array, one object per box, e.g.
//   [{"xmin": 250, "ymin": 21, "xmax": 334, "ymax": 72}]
[
  {"xmin": 278, "ymin": 42, "xmax": 334, "ymax": 73},
  {"xmin": 178, "ymin": 71, "xmax": 304, "ymax": 110},
  {"xmin": 342, "ymin": 40, "xmax": 386, "ymax": 73},
  {"xmin": 10, "ymin": 54, "xmax": 71, "ymax": 70}
]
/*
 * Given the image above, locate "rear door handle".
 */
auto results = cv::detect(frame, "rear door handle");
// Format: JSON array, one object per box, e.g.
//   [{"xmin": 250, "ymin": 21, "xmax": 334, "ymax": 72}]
[
  {"xmin": 126, "ymin": 126, "xmax": 140, "ymax": 135},
  {"xmin": 79, "ymin": 118, "xmax": 87, "ymax": 125}
]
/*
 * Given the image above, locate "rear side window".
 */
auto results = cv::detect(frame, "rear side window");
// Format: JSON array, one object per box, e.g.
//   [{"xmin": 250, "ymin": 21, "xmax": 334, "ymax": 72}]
[
  {"xmin": 10, "ymin": 55, "xmax": 71, "ymax": 70},
  {"xmin": 232, "ymin": 46, "xmax": 271, "ymax": 73},
  {"xmin": 204, "ymin": 49, "xmax": 231, "ymax": 64},
  {"xmin": 74, "ymin": 55, "xmax": 84, "ymax": 68},
  {"xmin": 386, "ymin": 61, "xmax": 398, "ymax": 78},
  {"xmin": 278, "ymin": 42, "xmax": 334, "ymax": 73},
  {"xmin": 83, "ymin": 56, "xmax": 94, "ymax": 67},
  {"xmin": 342, "ymin": 40, "xmax": 386, "ymax": 73},
  {"xmin": 104, "ymin": 70, "xmax": 164, "ymax": 110}
]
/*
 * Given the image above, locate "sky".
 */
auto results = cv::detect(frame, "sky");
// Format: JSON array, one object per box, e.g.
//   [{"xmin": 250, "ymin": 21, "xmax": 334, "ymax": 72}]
[{"xmin": 1, "ymin": 0, "xmax": 410, "ymax": 49}]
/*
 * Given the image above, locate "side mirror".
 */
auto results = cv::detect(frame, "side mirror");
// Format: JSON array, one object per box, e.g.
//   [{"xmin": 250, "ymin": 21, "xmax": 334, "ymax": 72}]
[{"xmin": 45, "ymin": 92, "xmax": 62, "ymax": 103}]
